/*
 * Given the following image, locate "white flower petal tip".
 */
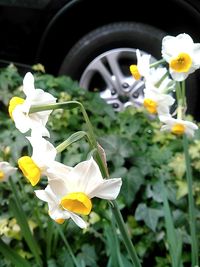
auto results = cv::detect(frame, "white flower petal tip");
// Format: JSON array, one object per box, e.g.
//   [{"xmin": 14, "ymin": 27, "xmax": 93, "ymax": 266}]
[{"xmin": 23, "ymin": 72, "xmax": 34, "ymax": 84}]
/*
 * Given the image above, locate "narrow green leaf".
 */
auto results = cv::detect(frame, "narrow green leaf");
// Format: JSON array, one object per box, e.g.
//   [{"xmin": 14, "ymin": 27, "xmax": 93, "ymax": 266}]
[
  {"xmin": 46, "ymin": 219, "xmax": 54, "ymax": 260},
  {"xmin": 8, "ymin": 178, "xmax": 42, "ymax": 267},
  {"xmin": 161, "ymin": 180, "xmax": 183, "ymax": 267},
  {"xmin": 105, "ymin": 223, "xmax": 124, "ymax": 267},
  {"xmin": 9, "ymin": 197, "xmax": 42, "ymax": 266},
  {"xmin": 0, "ymin": 238, "xmax": 32, "ymax": 267}
]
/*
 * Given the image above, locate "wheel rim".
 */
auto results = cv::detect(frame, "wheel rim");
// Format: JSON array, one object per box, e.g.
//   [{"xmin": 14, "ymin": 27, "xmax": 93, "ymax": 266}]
[{"xmin": 79, "ymin": 48, "xmax": 154, "ymax": 111}]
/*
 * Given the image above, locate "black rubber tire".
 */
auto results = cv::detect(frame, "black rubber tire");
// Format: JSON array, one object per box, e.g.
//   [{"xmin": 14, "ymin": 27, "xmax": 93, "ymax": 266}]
[
  {"xmin": 58, "ymin": 21, "xmax": 199, "ymax": 120},
  {"xmin": 58, "ymin": 22, "xmax": 166, "ymax": 81}
]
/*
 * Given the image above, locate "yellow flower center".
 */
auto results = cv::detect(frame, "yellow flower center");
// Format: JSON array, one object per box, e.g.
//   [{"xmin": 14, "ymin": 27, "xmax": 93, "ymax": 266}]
[
  {"xmin": 61, "ymin": 192, "xmax": 92, "ymax": 215},
  {"xmin": 0, "ymin": 171, "xmax": 5, "ymax": 181},
  {"xmin": 171, "ymin": 123, "xmax": 185, "ymax": 135},
  {"xmin": 8, "ymin": 97, "xmax": 25, "ymax": 119},
  {"xmin": 18, "ymin": 156, "xmax": 41, "ymax": 186},
  {"xmin": 55, "ymin": 218, "xmax": 65, "ymax": 224},
  {"xmin": 169, "ymin": 53, "xmax": 192, "ymax": 73},
  {"xmin": 130, "ymin": 64, "xmax": 141, "ymax": 80},
  {"xmin": 143, "ymin": 98, "xmax": 157, "ymax": 114}
]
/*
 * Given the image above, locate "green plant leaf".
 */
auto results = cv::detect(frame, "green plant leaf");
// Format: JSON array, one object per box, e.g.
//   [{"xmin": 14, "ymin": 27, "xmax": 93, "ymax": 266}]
[
  {"xmin": 0, "ymin": 238, "xmax": 31, "ymax": 267},
  {"xmin": 135, "ymin": 203, "xmax": 163, "ymax": 231},
  {"xmin": 121, "ymin": 167, "xmax": 144, "ymax": 206}
]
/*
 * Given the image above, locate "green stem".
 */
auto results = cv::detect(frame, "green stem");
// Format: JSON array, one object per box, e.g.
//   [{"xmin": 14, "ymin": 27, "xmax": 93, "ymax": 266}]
[
  {"xmin": 154, "ymin": 71, "xmax": 168, "ymax": 88},
  {"xmin": 180, "ymin": 81, "xmax": 187, "ymax": 114},
  {"xmin": 29, "ymin": 101, "xmax": 142, "ymax": 267},
  {"xmin": 183, "ymin": 135, "xmax": 199, "ymax": 266},
  {"xmin": 150, "ymin": 59, "xmax": 166, "ymax": 68},
  {"xmin": 111, "ymin": 200, "xmax": 141, "ymax": 267}
]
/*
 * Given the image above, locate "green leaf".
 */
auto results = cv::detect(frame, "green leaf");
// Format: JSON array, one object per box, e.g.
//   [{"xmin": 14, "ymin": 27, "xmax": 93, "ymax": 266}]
[
  {"xmin": 104, "ymin": 223, "xmax": 124, "ymax": 267},
  {"xmin": 146, "ymin": 182, "xmax": 163, "ymax": 203},
  {"xmin": 0, "ymin": 238, "xmax": 32, "ymax": 267},
  {"xmin": 9, "ymin": 197, "xmax": 42, "ymax": 266},
  {"xmin": 121, "ymin": 167, "xmax": 144, "ymax": 206},
  {"xmin": 160, "ymin": 180, "xmax": 183, "ymax": 267},
  {"xmin": 77, "ymin": 244, "xmax": 98, "ymax": 267},
  {"xmin": 135, "ymin": 203, "xmax": 163, "ymax": 231},
  {"xmin": 8, "ymin": 178, "xmax": 42, "ymax": 267},
  {"xmin": 99, "ymin": 135, "xmax": 133, "ymax": 167},
  {"xmin": 176, "ymin": 180, "xmax": 188, "ymax": 199}
]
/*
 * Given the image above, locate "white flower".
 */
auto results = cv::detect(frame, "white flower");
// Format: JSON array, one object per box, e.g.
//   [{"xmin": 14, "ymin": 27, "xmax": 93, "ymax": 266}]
[
  {"xmin": 0, "ymin": 162, "xmax": 17, "ymax": 182},
  {"xmin": 143, "ymin": 82, "xmax": 175, "ymax": 116},
  {"xmin": 44, "ymin": 157, "xmax": 122, "ymax": 228},
  {"xmin": 159, "ymin": 115, "xmax": 198, "ymax": 137},
  {"xmin": 145, "ymin": 67, "xmax": 175, "ymax": 93},
  {"xmin": 161, "ymin": 33, "xmax": 200, "ymax": 81},
  {"xmin": 130, "ymin": 50, "xmax": 175, "ymax": 93},
  {"xmin": 18, "ymin": 135, "xmax": 72, "ymax": 186},
  {"xmin": 135, "ymin": 49, "xmax": 151, "ymax": 78},
  {"xmin": 35, "ymin": 185, "xmax": 87, "ymax": 228},
  {"xmin": 130, "ymin": 49, "xmax": 151, "ymax": 80},
  {"xmin": 8, "ymin": 72, "xmax": 57, "ymax": 137}
]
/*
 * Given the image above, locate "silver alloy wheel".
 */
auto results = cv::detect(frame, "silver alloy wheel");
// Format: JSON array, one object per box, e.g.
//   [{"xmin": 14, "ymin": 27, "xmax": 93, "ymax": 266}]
[{"xmin": 79, "ymin": 48, "xmax": 153, "ymax": 111}]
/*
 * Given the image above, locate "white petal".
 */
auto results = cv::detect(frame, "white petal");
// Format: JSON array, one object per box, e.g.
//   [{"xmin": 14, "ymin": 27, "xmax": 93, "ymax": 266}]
[
  {"xmin": 170, "ymin": 70, "xmax": 189, "ymax": 81},
  {"xmin": 30, "ymin": 89, "xmax": 56, "ymax": 106},
  {"xmin": 49, "ymin": 208, "xmax": 70, "ymax": 220},
  {"xmin": 193, "ymin": 44, "xmax": 200, "ymax": 65},
  {"xmin": 23, "ymin": 72, "xmax": 35, "ymax": 96},
  {"xmin": 69, "ymin": 212, "xmax": 87, "ymax": 229},
  {"xmin": 47, "ymin": 161, "xmax": 73, "ymax": 179},
  {"xmin": 88, "ymin": 178, "xmax": 122, "ymax": 200},
  {"xmin": 48, "ymin": 179, "xmax": 68, "ymax": 198},
  {"xmin": 34, "ymin": 185, "xmax": 57, "ymax": 203},
  {"xmin": 27, "ymin": 136, "xmax": 57, "ymax": 166},
  {"xmin": 28, "ymin": 114, "xmax": 50, "ymax": 137},
  {"xmin": 70, "ymin": 157, "xmax": 103, "ymax": 192},
  {"xmin": 0, "ymin": 162, "xmax": 17, "ymax": 180},
  {"xmin": 12, "ymin": 105, "xmax": 31, "ymax": 133}
]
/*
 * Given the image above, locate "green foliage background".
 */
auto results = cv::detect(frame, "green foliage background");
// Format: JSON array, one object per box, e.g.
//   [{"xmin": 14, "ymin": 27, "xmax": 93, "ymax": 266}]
[{"xmin": 0, "ymin": 64, "xmax": 200, "ymax": 266}]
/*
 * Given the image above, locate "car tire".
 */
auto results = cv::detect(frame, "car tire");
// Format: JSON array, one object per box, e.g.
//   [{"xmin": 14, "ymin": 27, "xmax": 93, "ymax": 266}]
[
  {"xmin": 59, "ymin": 22, "xmax": 166, "ymax": 80},
  {"xmin": 58, "ymin": 22, "xmax": 199, "ymax": 117}
]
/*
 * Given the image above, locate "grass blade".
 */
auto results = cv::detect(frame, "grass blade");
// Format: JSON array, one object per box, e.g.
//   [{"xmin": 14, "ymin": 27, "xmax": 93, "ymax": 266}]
[
  {"xmin": 9, "ymin": 178, "xmax": 42, "ymax": 266},
  {"xmin": 0, "ymin": 238, "xmax": 32, "ymax": 267}
]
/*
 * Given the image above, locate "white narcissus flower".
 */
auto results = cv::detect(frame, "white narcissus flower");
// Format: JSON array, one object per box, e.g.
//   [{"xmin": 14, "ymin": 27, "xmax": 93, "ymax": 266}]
[
  {"xmin": 161, "ymin": 33, "xmax": 200, "ymax": 81},
  {"xmin": 143, "ymin": 82, "xmax": 175, "ymax": 116},
  {"xmin": 8, "ymin": 72, "xmax": 57, "ymax": 137},
  {"xmin": 159, "ymin": 115, "xmax": 198, "ymax": 138},
  {"xmin": 18, "ymin": 135, "xmax": 72, "ymax": 186},
  {"xmin": 0, "ymin": 162, "xmax": 17, "ymax": 182},
  {"xmin": 130, "ymin": 50, "xmax": 175, "ymax": 93},
  {"xmin": 35, "ymin": 185, "xmax": 87, "ymax": 228},
  {"xmin": 40, "ymin": 157, "xmax": 122, "ymax": 228},
  {"xmin": 130, "ymin": 49, "xmax": 151, "ymax": 80}
]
